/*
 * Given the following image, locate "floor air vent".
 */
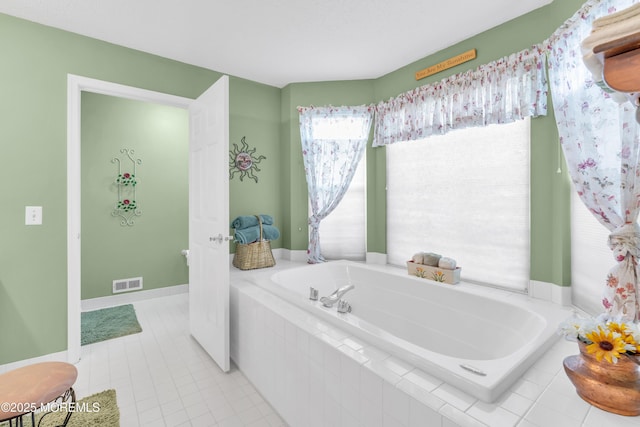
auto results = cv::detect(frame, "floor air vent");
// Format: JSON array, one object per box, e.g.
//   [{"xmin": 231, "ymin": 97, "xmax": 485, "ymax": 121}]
[{"xmin": 112, "ymin": 277, "xmax": 143, "ymax": 294}]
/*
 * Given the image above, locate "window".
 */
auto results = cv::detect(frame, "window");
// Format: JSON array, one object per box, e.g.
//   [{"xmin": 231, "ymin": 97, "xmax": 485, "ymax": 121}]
[
  {"xmin": 298, "ymin": 105, "xmax": 372, "ymax": 263},
  {"xmin": 316, "ymin": 155, "xmax": 366, "ymax": 261},
  {"xmin": 386, "ymin": 118, "xmax": 530, "ymax": 291},
  {"xmin": 570, "ymin": 186, "xmax": 612, "ymax": 315}
]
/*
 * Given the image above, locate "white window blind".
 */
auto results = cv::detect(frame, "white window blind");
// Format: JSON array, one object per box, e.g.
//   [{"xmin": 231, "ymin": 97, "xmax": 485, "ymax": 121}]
[
  {"xmin": 313, "ymin": 153, "xmax": 366, "ymax": 261},
  {"xmin": 570, "ymin": 186, "xmax": 613, "ymax": 315},
  {"xmin": 386, "ymin": 118, "xmax": 530, "ymax": 291}
]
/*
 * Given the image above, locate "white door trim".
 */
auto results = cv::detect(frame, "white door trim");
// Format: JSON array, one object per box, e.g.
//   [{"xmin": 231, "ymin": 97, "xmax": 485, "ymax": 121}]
[{"xmin": 66, "ymin": 74, "xmax": 193, "ymax": 363}]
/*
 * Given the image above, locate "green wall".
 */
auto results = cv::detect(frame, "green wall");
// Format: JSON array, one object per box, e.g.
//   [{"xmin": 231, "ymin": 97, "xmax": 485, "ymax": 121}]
[
  {"xmin": 229, "ymin": 78, "xmax": 282, "ymax": 252},
  {"xmin": 0, "ymin": 13, "xmax": 280, "ymax": 365},
  {"xmin": 281, "ymin": 0, "xmax": 585, "ymax": 286},
  {"xmin": 1, "ymin": 0, "xmax": 586, "ymax": 365},
  {"xmin": 81, "ymin": 93, "xmax": 189, "ymax": 299}
]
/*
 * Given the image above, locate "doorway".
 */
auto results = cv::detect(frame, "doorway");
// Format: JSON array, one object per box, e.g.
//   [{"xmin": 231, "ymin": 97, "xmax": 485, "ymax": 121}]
[
  {"xmin": 79, "ymin": 92, "xmax": 188, "ymax": 302},
  {"xmin": 67, "ymin": 75, "xmax": 193, "ymax": 362}
]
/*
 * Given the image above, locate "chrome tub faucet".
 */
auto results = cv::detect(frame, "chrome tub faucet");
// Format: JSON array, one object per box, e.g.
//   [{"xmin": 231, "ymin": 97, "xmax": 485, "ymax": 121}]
[
  {"xmin": 337, "ymin": 300, "xmax": 352, "ymax": 313},
  {"xmin": 320, "ymin": 284, "xmax": 355, "ymax": 308}
]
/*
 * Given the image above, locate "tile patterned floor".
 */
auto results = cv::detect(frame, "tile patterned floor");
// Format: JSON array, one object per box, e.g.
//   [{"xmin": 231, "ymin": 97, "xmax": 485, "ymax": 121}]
[
  {"xmin": 73, "ymin": 293, "xmax": 286, "ymax": 427},
  {"xmin": 6, "ymin": 260, "xmax": 640, "ymax": 426}
]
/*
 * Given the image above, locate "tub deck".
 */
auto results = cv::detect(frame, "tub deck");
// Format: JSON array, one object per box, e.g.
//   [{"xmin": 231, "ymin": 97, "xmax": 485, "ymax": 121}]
[
  {"xmin": 230, "ymin": 259, "xmax": 631, "ymax": 427},
  {"xmin": 263, "ymin": 260, "xmax": 570, "ymax": 402}
]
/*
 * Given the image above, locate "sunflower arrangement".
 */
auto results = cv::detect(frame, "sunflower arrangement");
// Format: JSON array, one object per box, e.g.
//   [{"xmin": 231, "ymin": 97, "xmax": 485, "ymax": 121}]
[{"xmin": 558, "ymin": 314, "xmax": 640, "ymax": 364}]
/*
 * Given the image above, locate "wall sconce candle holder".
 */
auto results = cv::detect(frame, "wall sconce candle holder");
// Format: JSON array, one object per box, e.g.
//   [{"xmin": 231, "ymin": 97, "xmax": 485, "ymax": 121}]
[{"xmin": 112, "ymin": 148, "xmax": 142, "ymax": 226}]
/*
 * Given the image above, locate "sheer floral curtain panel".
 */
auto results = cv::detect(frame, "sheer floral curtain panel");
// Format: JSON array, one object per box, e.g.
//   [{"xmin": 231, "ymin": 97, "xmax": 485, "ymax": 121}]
[
  {"xmin": 546, "ymin": 0, "xmax": 640, "ymax": 321},
  {"xmin": 298, "ymin": 106, "xmax": 373, "ymax": 264},
  {"xmin": 372, "ymin": 47, "xmax": 548, "ymax": 147}
]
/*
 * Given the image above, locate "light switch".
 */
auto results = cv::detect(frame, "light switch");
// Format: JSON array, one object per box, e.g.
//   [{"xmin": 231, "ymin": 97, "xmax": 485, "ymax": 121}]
[{"xmin": 25, "ymin": 206, "xmax": 42, "ymax": 225}]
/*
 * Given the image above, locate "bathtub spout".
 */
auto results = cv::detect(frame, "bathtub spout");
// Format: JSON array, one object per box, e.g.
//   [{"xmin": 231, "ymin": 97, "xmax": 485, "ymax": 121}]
[{"xmin": 320, "ymin": 284, "xmax": 355, "ymax": 308}]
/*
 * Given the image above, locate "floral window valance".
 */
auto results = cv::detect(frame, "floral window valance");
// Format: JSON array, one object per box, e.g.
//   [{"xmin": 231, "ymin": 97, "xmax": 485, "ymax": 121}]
[{"xmin": 372, "ymin": 47, "xmax": 548, "ymax": 147}]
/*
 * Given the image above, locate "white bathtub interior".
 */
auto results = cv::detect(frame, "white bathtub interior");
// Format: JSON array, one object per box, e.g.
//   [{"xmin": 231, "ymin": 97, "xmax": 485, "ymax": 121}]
[
  {"xmin": 264, "ymin": 261, "xmax": 570, "ymax": 403},
  {"xmin": 230, "ymin": 259, "xmax": 637, "ymax": 427},
  {"xmin": 275, "ymin": 262, "xmax": 544, "ymax": 358}
]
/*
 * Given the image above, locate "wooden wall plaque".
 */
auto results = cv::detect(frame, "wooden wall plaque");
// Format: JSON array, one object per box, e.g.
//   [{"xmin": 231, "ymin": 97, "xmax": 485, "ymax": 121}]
[{"xmin": 415, "ymin": 49, "xmax": 477, "ymax": 81}]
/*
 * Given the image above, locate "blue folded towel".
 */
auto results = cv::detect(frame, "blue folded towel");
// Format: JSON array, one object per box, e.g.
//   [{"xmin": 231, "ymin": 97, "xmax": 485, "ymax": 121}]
[
  {"xmin": 231, "ymin": 214, "xmax": 274, "ymax": 230},
  {"xmin": 234, "ymin": 225, "xmax": 280, "ymax": 244}
]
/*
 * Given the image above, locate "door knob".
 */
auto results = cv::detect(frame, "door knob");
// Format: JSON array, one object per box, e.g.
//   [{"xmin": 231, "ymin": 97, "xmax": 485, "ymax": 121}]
[{"xmin": 210, "ymin": 234, "xmax": 234, "ymax": 244}]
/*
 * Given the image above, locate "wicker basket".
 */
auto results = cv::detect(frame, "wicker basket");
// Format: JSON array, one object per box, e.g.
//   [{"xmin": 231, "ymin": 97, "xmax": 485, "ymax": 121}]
[{"xmin": 232, "ymin": 215, "xmax": 276, "ymax": 270}]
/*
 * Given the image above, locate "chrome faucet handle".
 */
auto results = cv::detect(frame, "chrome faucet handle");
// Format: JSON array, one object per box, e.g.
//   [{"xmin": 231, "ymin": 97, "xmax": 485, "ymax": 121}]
[
  {"xmin": 309, "ymin": 287, "xmax": 319, "ymax": 301},
  {"xmin": 337, "ymin": 300, "xmax": 352, "ymax": 314}
]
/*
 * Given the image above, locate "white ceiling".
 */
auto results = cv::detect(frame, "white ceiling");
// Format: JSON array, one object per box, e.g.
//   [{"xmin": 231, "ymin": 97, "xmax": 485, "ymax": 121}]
[{"xmin": 1, "ymin": 0, "xmax": 554, "ymax": 88}]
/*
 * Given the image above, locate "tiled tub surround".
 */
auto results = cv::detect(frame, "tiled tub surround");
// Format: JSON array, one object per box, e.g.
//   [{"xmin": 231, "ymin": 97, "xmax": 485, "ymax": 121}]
[
  {"xmin": 230, "ymin": 262, "xmax": 640, "ymax": 427},
  {"xmin": 268, "ymin": 261, "xmax": 569, "ymax": 403}
]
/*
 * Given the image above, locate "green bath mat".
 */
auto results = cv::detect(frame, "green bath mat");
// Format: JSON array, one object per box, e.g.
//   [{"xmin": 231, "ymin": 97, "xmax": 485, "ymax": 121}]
[
  {"xmin": 81, "ymin": 304, "xmax": 142, "ymax": 345},
  {"xmin": 0, "ymin": 389, "xmax": 120, "ymax": 427},
  {"xmin": 39, "ymin": 389, "xmax": 120, "ymax": 427}
]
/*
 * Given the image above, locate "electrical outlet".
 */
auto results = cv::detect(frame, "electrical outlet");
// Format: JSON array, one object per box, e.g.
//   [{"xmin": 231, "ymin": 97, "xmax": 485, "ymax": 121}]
[{"xmin": 25, "ymin": 206, "xmax": 42, "ymax": 225}]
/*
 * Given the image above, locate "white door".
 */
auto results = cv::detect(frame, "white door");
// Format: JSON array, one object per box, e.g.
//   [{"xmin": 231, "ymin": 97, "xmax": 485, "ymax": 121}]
[{"xmin": 189, "ymin": 75, "xmax": 230, "ymax": 372}]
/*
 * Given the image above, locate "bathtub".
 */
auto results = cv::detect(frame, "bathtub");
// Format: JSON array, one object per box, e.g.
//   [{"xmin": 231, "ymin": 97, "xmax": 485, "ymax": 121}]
[{"xmin": 263, "ymin": 260, "xmax": 570, "ymax": 403}]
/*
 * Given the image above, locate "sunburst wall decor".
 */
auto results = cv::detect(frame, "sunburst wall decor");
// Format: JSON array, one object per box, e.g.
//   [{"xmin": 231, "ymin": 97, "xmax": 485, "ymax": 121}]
[{"xmin": 229, "ymin": 136, "xmax": 266, "ymax": 183}]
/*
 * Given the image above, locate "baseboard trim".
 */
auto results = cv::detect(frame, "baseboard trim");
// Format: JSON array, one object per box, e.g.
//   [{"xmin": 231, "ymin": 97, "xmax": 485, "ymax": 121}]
[
  {"xmin": 230, "ymin": 249, "xmax": 386, "ymax": 264},
  {"xmin": 530, "ymin": 280, "xmax": 572, "ymax": 306},
  {"xmin": 0, "ymin": 350, "xmax": 69, "ymax": 374},
  {"xmin": 81, "ymin": 284, "xmax": 188, "ymax": 311},
  {"xmin": 552, "ymin": 284, "xmax": 572, "ymax": 306},
  {"xmin": 278, "ymin": 248, "xmax": 307, "ymax": 262},
  {"xmin": 366, "ymin": 252, "xmax": 387, "ymax": 265}
]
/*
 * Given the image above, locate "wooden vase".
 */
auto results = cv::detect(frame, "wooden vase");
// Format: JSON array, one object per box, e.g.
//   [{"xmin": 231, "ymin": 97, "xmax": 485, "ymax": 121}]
[{"xmin": 563, "ymin": 341, "xmax": 640, "ymax": 416}]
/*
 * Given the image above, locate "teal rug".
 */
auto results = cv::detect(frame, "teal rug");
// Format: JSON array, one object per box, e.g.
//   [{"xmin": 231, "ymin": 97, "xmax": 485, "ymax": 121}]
[{"xmin": 81, "ymin": 304, "xmax": 142, "ymax": 345}]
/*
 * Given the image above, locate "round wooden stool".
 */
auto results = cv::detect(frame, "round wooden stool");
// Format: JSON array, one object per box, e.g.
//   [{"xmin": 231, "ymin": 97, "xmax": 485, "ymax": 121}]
[{"xmin": 0, "ymin": 362, "xmax": 78, "ymax": 427}]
